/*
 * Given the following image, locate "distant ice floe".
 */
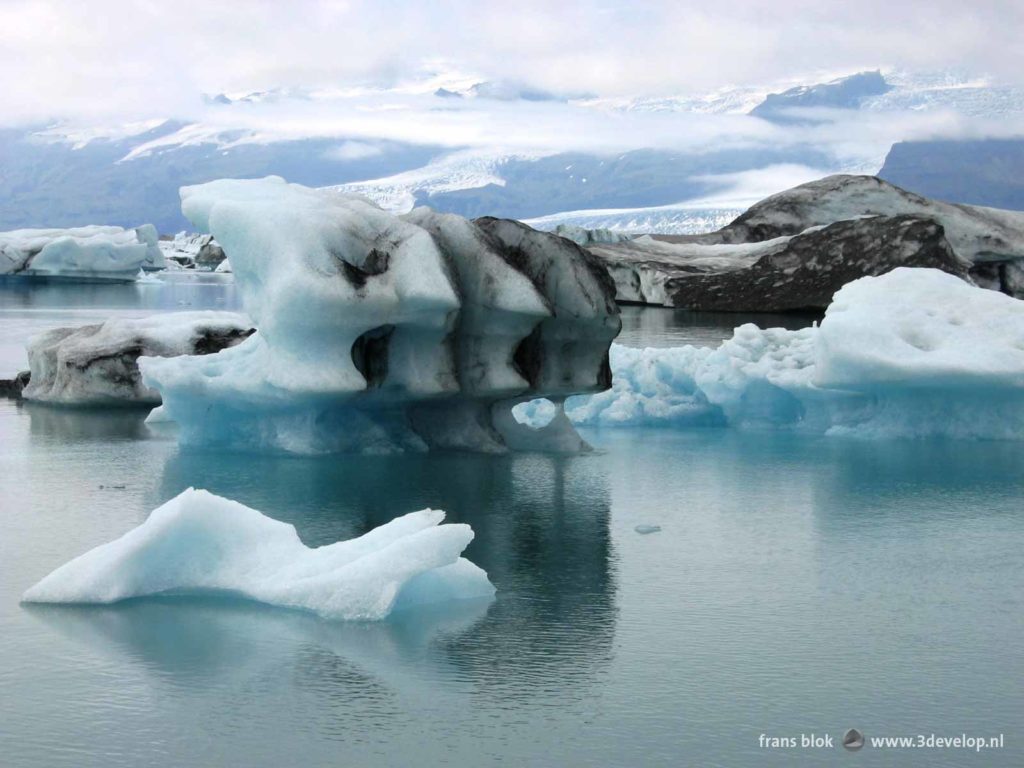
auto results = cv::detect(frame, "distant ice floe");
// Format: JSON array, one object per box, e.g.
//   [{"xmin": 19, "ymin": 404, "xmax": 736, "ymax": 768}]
[
  {"xmin": 0, "ymin": 224, "xmax": 164, "ymax": 280},
  {"xmin": 158, "ymin": 231, "xmax": 227, "ymax": 271},
  {"xmin": 22, "ymin": 488, "xmax": 494, "ymax": 621},
  {"xmin": 516, "ymin": 268, "xmax": 1024, "ymax": 440}
]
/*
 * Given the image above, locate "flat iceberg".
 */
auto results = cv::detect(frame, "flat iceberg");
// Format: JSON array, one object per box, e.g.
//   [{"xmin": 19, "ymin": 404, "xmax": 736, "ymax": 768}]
[
  {"xmin": 22, "ymin": 488, "xmax": 495, "ymax": 620},
  {"xmin": 564, "ymin": 268, "xmax": 1024, "ymax": 439},
  {"xmin": 141, "ymin": 176, "xmax": 619, "ymax": 453},
  {"xmin": 23, "ymin": 312, "xmax": 253, "ymax": 405},
  {"xmin": 0, "ymin": 224, "xmax": 163, "ymax": 280}
]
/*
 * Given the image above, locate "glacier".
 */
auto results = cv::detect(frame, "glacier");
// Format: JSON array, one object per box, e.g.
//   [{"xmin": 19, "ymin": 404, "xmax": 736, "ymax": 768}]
[
  {"xmin": 556, "ymin": 268, "xmax": 1024, "ymax": 439},
  {"xmin": 140, "ymin": 176, "xmax": 620, "ymax": 454},
  {"xmin": 0, "ymin": 224, "xmax": 164, "ymax": 280},
  {"xmin": 23, "ymin": 312, "xmax": 253, "ymax": 405},
  {"xmin": 22, "ymin": 488, "xmax": 494, "ymax": 620}
]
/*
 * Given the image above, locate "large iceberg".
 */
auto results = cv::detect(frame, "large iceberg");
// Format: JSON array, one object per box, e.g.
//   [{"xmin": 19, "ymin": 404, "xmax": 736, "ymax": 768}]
[
  {"xmin": 586, "ymin": 175, "xmax": 1024, "ymax": 308},
  {"xmin": 22, "ymin": 488, "xmax": 494, "ymax": 620},
  {"xmin": 0, "ymin": 224, "xmax": 164, "ymax": 280},
  {"xmin": 24, "ymin": 312, "xmax": 253, "ymax": 405},
  {"xmin": 563, "ymin": 268, "xmax": 1024, "ymax": 439},
  {"xmin": 140, "ymin": 176, "xmax": 620, "ymax": 454}
]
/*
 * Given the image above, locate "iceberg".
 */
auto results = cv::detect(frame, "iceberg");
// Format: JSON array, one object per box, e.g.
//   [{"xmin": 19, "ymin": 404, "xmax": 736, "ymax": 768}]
[
  {"xmin": 0, "ymin": 224, "xmax": 163, "ymax": 280},
  {"xmin": 132, "ymin": 224, "xmax": 167, "ymax": 270},
  {"xmin": 23, "ymin": 312, "xmax": 253, "ymax": 405},
  {"xmin": 141, "ymin": 176, "xmax": 620, "ymax": 454},
  {"xmin": 158, "ymin": 231, "xmax": 226, "ymax": 270},
  {"xmin": 586, "ymin": 174, "xmax": 1024, "ymax": 308},
  {"xmin": 565, "ymin": 268, "xmax": 1024, "ymax": 439},
  {"xmin": 22, "ymin": 488, "xmax": 495, "ymax": 621}
]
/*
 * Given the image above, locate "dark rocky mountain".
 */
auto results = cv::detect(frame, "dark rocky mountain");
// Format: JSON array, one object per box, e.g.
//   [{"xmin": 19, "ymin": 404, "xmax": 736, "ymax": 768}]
[
  {"xmin": 750, "ymin": 71, "xmax": 892, "ymax": 123},
  {"xmin": 879, "ymin": 138, "xmax": 1024, "ymax": 211},
  {"xmin": 0, "ymin": 126, "xmax": 442, "ymax": 233}
]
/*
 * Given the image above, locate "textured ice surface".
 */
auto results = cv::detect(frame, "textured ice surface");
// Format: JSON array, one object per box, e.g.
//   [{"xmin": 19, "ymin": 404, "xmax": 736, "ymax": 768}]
[
  {"xmin": 142, "ymin": 176, "xmax": 619, "ymax": 454},
  {"xmin": 132, "ymin": 224, "xmax": 166, "ymax": 270},
  {"xmin": 22, "ymin": 488, "xmax": 494, "ymax": 620},
  {"xmin": 589, "ymin": 233, "xmax": 804, "ymax": 305},
  {"xmin": 719, "ymin": 175, "xmax": 1024, "ymax": 266},
  {"xmin": 158, "ymin": 231, "xmax": 226, "ymax": 270},
  {"xmin": 24, "ymin": 312, "xmax": 252, "ymax": 405},
  {"xmin": 586, "ymin": 175, "xmax": 1024, "ymax": 307},
  {"xmin": 0, "ymin": 225, "xmax": 161, "ymax": 280},
  {"xmin": 562, "ymin": 268, "xmax": 1024, "ymax": 439}
]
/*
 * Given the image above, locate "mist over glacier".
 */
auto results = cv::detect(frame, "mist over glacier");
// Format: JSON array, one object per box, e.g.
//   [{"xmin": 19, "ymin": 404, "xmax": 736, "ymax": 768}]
[{"xmin": 4, "ymin": 63, "xmax": 1024, "ymax": 232}]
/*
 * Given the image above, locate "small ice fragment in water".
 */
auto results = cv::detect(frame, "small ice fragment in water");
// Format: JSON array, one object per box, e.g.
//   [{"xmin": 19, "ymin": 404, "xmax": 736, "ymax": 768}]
[
  {"xmin": 634, "ymin": 524, "xmax": 662, "ymax": 534},
  {"xmin": 22, "ymin": 488, "xmax": 495, "ymax": 620}
]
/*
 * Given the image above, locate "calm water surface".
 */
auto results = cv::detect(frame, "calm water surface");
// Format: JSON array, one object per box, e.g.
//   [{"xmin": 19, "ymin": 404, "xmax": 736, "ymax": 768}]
[{"xmin": 1, "ymin": 277, "xmax": 1021, "ymax": 767}]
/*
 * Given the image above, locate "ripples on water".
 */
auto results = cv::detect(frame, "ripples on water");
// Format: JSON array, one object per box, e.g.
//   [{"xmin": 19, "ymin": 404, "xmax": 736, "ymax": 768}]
[{"xmin": 1, "ymin": 277, "xmax": 1022, "ymax": 767}]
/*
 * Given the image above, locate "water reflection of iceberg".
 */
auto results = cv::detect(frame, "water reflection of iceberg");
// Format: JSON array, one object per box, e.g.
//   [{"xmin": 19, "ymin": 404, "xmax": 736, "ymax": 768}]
[
  {"xmin": 26, "ymin": 449, "xmax": 616, "ymax": 742},
  {"xmin": 26, "ymin": 597, "xmax": 492, "ymax": 728},
  {"xmin": 26, "ymin": 403, "xmax": 152, "ymax": 441},
  {"xmin": 149, "ymin": 448, "xmax": 617, "ymax": 697}
]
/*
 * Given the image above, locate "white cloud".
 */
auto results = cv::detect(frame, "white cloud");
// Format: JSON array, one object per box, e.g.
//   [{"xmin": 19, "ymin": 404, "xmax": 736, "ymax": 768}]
[
  {"xmin": 1, "ymin": 0, "xmax": 1022, "ymax": 125},
  {"xmin": 324, "ymin": 140, "xmax": 384, "ymax": 161}
]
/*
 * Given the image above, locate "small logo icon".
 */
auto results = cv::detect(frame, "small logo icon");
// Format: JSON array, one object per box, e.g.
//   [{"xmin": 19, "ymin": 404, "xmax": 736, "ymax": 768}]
[{"xmin": 843, "ymin": 728, "xmax": 865, "ymax": 751}]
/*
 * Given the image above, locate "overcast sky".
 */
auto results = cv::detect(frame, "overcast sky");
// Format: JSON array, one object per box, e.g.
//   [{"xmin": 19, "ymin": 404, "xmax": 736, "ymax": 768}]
[{"xmin": 2, "ymin": 0, "xmax": 1023, "ymax": 124}]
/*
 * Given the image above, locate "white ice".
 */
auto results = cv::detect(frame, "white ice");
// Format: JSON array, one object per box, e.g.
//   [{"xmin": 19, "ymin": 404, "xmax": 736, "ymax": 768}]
[
  {"xmin": 141, "ymin": 176, "xmax": 619, "ymax": 454},
  {"xmin": 158, "ymin": 231, "xmax": 226, "ymax": 269},
  {"xmin": 0, "ymin": 224, "xmax": 162, "ymax": 280},
  {"xmin": 556, "ymin": 268, "xmax": 1024, "ymax": 439},
  {"xmin": 22, "ymin": 488, "xmax": 495, "ymax": 621}
]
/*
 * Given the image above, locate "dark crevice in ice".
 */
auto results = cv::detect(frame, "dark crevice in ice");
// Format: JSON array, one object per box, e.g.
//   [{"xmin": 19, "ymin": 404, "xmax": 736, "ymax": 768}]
[{"xmin": 351, "ymin": 324, "xmax": 395, "ymax": 389}]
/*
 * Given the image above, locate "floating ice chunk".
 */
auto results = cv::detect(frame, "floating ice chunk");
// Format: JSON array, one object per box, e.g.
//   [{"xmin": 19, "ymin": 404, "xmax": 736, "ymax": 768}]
[
  {"xmin": 511, "ymin": 397, "xmax": 557, "ymax": 428},
  {"xmin": 133, "ymin": 224, "xmax": 166, "ymax": 270},
  {"xmin": 634, "ymin": 525, "xmax": 662, "ymax": 534},
  {"xmin": 814, "ymin": 267, "xmax": 1024, "ymax": 390},
  {"xmin": 135, "ymin": 269, "xmax": 162, "ymax": 283},
  {"xmin": 23, "ymin": 312, "xmax": 253, "ymax": 405},
  {"xmin": 572, "ymin": 268, "xmax": 1024, "ymax": 439},
  {"xmin": 22, "ymin": 488, "xmax": 495, "ymax": 620},
  {"xmin": 0, "ymin": 225, "xmax": 160, "ymax": 280},
  {"xmin": 722, "ymin": 175, "xmax": 1024, "ymax": 268},
  {"xmin": 142, "ymin": 176, "xmax": 619, "ymax": 454},
  {"xmin": 157, "ymin": 232, "xmax": 229, "ymax": 270},
  {"xmin": 566, "ymin": 344, "xmax": 724, "ymax": 427}
]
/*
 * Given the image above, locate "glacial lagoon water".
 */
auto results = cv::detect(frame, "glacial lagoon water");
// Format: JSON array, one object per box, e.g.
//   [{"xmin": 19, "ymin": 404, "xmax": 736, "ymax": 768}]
[{"xmin": 1, "ymin": 276, "xmax": 1023, "ymax": 767}]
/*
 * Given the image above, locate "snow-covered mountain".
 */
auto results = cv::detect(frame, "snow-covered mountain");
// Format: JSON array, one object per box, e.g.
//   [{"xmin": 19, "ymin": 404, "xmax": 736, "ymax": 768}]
[
  {"xmin": 862, "ymin": 70, "xmax": 1024, "ymax": 117},
  {"xmin": 2, "ymin": 68, "xmax": 1022, "ymax": 233}
]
